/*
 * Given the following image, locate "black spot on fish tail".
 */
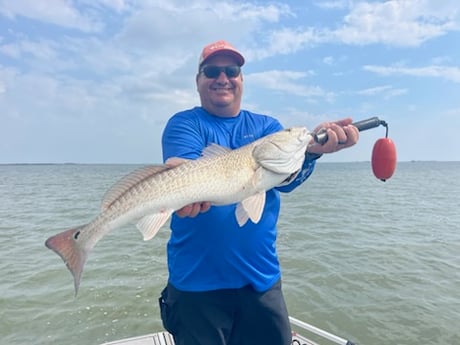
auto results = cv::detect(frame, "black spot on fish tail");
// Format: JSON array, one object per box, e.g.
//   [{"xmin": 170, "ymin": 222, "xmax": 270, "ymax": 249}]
[{"xmin": 45, "ymin": 225, "xmax": 90, "ymax": 295}]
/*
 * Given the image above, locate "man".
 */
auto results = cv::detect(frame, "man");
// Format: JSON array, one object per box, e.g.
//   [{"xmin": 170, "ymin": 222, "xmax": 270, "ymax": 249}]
[{"xmin": 159, "ymin": 40, "xmax": 358, "ymax": 345}]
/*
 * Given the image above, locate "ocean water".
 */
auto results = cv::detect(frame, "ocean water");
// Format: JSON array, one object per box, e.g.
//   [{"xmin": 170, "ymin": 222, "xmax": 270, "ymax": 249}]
[{"xmin": 1, "ymin": 162, "xmax": 459, "ymax": 345}]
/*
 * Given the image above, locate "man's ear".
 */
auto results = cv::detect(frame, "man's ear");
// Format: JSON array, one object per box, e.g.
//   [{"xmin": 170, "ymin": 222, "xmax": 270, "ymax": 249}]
[{"xmin": 195, "ymin": 73, "xmax": 200, "ymax": 91}]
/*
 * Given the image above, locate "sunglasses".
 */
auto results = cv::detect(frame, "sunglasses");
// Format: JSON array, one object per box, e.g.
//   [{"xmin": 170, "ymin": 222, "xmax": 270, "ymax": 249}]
[{"xmin": 200, "ymin": 65, "xmax": 241, "ymax": 79}]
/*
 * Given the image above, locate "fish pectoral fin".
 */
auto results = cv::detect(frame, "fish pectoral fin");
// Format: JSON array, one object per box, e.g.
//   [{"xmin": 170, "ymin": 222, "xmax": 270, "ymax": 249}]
[
  {"xmin": 235, "ymin": 192, "xmax": 266, "ymax": 227},
  {"xmin": 136, "ymin": 211, "xmax": 172, "ymax": 241},
  {"xmin": 235, "ymin": 204, "xmax": 249, "ymax": 227}
]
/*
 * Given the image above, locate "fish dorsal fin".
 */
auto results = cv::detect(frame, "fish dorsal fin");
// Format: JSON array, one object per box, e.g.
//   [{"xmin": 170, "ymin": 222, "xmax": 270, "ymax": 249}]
[
  {"xmin": 101, "ymin": 165, "xmax": 170, "ymax": 211},
  {"xmin": 235, "ymin": 192, "xmax": 266, "ymax": 226},
  {"xmin": 136, "ymin": 211, "xmax": 173, "ymax": 240},
  {"xmin": 202, "ymin": 143, "xmax": 231, "ymax": 159}
]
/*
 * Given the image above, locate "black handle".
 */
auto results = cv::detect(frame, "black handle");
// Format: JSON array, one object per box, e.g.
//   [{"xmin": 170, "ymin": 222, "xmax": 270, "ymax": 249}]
[{"xmin": 314, "ymin": 116, "xmax": 387, "ymax": 145}]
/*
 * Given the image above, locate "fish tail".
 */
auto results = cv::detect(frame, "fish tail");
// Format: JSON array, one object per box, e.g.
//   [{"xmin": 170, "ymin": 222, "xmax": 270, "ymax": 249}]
[{"xmin": 45, "ymin": 225, "xmax": 89, "ymax": 295}]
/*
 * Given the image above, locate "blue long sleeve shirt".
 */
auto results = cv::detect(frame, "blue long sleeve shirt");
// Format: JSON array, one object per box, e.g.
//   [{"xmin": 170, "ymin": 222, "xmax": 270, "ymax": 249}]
[{"xmin": 161, "ymin": 107, "xmax": 316, "ymax": 292}]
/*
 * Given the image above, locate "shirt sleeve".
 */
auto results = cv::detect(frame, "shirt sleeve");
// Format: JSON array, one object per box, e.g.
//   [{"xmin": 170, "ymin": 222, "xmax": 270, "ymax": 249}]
[
  {"xmin": 162, "ymin": 111, "xmax": 204, "ymax": 162},
  {"xmin": 275, "ymin": 156, "xmax": 317, "ymax": 193}
]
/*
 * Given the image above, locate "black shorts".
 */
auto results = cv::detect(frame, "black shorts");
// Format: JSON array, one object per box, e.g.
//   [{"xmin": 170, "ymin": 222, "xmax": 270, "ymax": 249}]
[{"xmin": 158, "ymin": 280, "xmax": 291, "ymax": 345}]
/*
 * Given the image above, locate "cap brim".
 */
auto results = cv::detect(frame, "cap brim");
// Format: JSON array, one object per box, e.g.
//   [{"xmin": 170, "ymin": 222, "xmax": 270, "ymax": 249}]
[{"xmin": 200, "ymin": 50, "xmax": 245, "ymax": 67}]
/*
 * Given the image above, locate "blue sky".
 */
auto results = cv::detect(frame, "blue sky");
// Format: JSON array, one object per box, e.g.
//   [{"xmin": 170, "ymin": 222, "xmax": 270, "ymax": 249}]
[{"xmin": 1, "ymin": 0, "xmax": 459, "ymax": 164}]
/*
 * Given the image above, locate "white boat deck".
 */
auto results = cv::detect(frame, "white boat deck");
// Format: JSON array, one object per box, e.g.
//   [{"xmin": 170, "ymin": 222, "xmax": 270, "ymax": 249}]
[
  {"xmin": 100, "ymin": 331, "xmax": 320, "ymax": 345},
  {"xmin": 99, "ymin": 316, "xmax": 355, "ymax": 345},
  {"xmin": 100, "ymin": 332, "xmax": 174, "ymax": 345}
]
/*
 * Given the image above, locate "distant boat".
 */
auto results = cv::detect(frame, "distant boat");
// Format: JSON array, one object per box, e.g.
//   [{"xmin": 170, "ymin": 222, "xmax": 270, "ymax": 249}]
[{"xmin": 100, "ymin": 316, "xmax": 356, "ymax": 345}]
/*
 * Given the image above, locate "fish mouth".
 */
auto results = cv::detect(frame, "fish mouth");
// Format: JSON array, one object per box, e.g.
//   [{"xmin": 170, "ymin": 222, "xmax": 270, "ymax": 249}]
[
  {"xmin": 294, "ymin": 127, "xmax": 309, "ymax": 141},
  {"xmin": 270, "ymin": 128, "xmax": 308, "ymax": 153}
]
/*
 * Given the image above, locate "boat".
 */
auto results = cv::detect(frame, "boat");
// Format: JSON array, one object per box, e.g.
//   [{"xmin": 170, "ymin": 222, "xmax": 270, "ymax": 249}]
[{"xmin": 100, "ymin": 316, "xmax": 356, "ymax": 345}]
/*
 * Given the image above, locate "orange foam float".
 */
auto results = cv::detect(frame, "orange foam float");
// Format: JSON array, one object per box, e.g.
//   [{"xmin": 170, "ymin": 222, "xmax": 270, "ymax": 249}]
[{"xmin": 372, "ymin": 137, "xmax": 397, "ymax": 181}]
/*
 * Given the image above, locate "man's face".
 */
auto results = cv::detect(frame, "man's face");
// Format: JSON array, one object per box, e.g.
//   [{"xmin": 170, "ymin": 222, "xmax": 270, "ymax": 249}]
[{"xmin": 196, "ymin": 54, "xmax": 243, "ymax": 117}]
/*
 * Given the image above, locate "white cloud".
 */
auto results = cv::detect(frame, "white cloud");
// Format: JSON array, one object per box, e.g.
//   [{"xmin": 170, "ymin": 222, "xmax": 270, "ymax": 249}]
[
  {"xmin": 0, "ymin": 38, "xmax": 58, "ymax": 60},
  {"xmin": 357, "ymin": 85, "xmax": 408, "ymax": 100},
  {"xmin": 357, "ymin": 85, "xmax": 393, "ymax": 96},
  {"xmin": 246, "ymin": 70, "xmax": 329, "ymax": 98},
  {"xmin": 247, "ymin": 27, "xmax": 326, "ymax": 61},
  {"xmin": 323, "ymin": 56, "xmax": 335, "ymax": 65},
  {"xmin": 334, "ymin": 0, "xmax": 460, "ymax": 46},
  {"xmin": 314, "ymin": 0, "xmax": 350, "ymax": 10},
  {"xmin": 0, "ymin": 0, "xmax": 103, "ymax": 32},
  {"xmin": 364, "ymin": 65, "xmax": 460, "ymax": 83},
  {"xmin": 86, "ymin": 0, "xmax": 130, "ymax": 13}
]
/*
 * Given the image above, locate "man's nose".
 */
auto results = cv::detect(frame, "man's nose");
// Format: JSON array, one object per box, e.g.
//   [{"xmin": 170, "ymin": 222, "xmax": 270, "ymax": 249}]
[{"xmin": 215, "ymin": 71, "xmax": 229, "ymax": 82}]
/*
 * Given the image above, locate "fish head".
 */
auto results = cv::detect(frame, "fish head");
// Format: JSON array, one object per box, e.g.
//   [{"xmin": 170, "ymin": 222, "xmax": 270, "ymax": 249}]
[{"xmin": 253, "ymin": 127, "xmax": 311, "ymax": 174}]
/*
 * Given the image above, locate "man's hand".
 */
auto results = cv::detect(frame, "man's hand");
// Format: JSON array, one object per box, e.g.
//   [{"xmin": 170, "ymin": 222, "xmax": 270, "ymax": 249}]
[
  {"xmin": 308, "ymin": 118, "xmax": 359, "ymax": 154},
  {"xmin": 165, "ymin": 157, "xmax": 212, "ymax": 218}
]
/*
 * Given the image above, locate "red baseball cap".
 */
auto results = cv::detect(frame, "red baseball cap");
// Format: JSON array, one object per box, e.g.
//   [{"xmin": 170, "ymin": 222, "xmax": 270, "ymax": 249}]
[{"xmin": 198, "ymin": 40, "xmax": 245, "ymax": 68}]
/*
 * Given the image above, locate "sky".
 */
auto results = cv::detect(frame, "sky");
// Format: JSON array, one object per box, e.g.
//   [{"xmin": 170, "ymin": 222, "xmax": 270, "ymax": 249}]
[{"xmin": 1, "ymin": 0, "xmax": 459, "ymax": 164}]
